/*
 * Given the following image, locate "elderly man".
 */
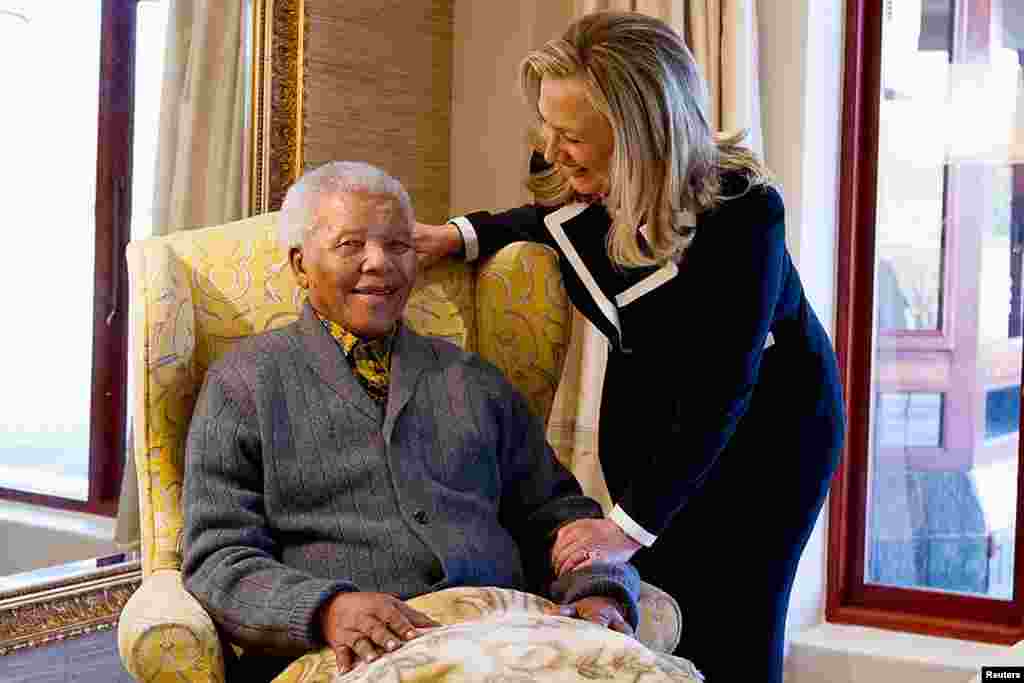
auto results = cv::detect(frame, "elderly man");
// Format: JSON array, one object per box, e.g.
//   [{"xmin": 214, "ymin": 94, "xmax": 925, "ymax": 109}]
[{"xmin": 182, "ymin": 161, "xmax": 641, "ymax": 681}]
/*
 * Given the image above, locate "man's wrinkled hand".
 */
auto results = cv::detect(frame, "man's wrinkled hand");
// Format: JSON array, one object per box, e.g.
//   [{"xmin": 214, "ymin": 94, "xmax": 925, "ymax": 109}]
[
  {"xmin": 543, "ymin": 596, "xmax": 634, "ymax": 637},
  {"xmin": 319, "ymin": 592, "xmax": 441, "ymax": 674}
]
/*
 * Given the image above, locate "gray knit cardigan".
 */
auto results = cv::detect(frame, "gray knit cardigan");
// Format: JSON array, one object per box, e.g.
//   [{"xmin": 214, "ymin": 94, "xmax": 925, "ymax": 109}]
[{"xmin": 182, "ymin": 302, "xmax": 640, "ymax": 657}]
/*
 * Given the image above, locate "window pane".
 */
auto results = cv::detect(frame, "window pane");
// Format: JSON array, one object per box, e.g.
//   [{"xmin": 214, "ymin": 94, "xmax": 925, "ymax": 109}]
[
  {"xmin": 0, "ymin": 4, "xmax": 103, "ymax": 500},
  {"xmin": 875, "ymin": 1, "xmax": 949, "ymax": 331},
  {"xmin": 866, "ymin": 0, "xmax": 1024, "ymax": 600},
  {"xmin": 878, "ymin": 393, "xmax": 944, "ymax": 448},
  {"xmin": 985, "ymin": 385, "xmax": 1021, "ymax": 440}
]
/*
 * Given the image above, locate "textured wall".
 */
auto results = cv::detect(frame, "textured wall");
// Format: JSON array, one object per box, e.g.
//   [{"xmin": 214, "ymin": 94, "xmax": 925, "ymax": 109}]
[
  {"xmin": 303, "ymin": 0, "xmax": 453, "ymax": 224},
  {"xmin": 450, "ymin": 1, "xmax": 572, "ymax": 216}
]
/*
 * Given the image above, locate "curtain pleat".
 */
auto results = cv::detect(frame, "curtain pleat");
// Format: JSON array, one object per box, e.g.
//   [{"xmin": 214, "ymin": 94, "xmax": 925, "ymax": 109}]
[{"xmin": 151, "ymin": 0, "xmax": 246, "ymax": 236}]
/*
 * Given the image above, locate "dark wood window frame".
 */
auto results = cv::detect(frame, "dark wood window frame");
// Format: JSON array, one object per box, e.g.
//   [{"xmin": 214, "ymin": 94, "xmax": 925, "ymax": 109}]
[
  {"xmin": 829, "ymin": 0, "xmax": 1024, "ymax": 643},
  {"xmin": 0, "ymin": 0, "xmax": 136, "ymax": 517}
]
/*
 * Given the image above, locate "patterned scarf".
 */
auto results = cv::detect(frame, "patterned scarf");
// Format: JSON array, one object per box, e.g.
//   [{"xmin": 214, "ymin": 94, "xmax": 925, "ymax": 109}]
[{"xmin": 315, "ymin": 311, "xmax": 395, "ymax": 405}]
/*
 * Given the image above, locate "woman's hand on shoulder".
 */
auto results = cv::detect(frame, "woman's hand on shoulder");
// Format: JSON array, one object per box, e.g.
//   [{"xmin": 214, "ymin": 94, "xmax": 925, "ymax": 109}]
[
  {"xmin": 412, "ymin": 221, "xmax": 463, "ymax": 270},
  {"xmin": 552, "ymin": 518, "xmax": 641, "ymax": 577}
]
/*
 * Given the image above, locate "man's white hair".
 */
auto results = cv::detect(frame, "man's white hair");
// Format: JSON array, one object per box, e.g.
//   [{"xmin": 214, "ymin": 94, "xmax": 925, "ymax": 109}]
[{"xmin": 277, "ymin": 161, "xmax": 414, "ymax": 249}]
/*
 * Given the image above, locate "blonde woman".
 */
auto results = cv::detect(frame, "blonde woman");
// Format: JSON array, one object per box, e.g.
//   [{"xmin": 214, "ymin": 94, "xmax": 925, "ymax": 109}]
[{"xmin": 415, "ymin": 12, "xmax": 844, "ymax": 682}]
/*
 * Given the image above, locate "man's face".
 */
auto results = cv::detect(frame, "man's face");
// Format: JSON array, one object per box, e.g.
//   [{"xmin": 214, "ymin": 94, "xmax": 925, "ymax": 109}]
[{"xmin": 290, "ymin": 191, "xmax": 416, "ymax": 338}]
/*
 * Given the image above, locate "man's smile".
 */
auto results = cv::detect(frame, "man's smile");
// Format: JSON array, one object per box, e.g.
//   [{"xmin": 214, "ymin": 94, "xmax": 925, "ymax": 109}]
[{"xmin": 352, "ymin": 285, "xmax": 398, "ymax": 295}]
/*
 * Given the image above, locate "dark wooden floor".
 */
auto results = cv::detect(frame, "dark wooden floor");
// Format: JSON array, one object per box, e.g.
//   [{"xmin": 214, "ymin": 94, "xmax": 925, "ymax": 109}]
[{"xmin": 0, "ymin": 629, "xmax": 135, "ymax": 683}]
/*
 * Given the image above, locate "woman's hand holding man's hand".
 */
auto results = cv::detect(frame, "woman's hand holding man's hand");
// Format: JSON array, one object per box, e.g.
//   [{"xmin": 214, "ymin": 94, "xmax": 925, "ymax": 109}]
[{"xmin": 551, "ymin": 518, "xmax": 642, "ymax": 577}]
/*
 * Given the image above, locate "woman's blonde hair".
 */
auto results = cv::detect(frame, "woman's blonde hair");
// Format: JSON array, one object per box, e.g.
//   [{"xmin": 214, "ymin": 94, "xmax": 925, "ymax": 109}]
[{"xmin": 521, "ymin": 11, "xmax": 771, "ymax": 268}]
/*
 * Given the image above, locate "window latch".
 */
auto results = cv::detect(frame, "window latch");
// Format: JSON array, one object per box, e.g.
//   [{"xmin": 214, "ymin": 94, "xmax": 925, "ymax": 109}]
[{"xmin": 106, "ymin": 175, "xmax": 126, "ymax": 327}]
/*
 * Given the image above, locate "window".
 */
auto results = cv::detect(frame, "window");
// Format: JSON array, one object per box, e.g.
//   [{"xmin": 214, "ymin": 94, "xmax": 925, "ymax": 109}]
[
  {"xmin": 876, "ymin": 392, "xmax": 944, "ymax": 448},
  {"xmin": 0, "ymin": 0, "xmax": 168, "ymax": 514},
  {"xmin": 986, "ymin": 385, "xmax": 1021, "ymax": 440},
  {"xmin": 831, "ymin": 0, "xmax": 1024, "ymax": 641}
]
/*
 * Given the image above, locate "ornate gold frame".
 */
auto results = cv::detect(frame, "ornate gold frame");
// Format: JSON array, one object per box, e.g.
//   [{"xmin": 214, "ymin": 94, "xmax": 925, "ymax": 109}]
[
  {"xmin": 0, "ymin": 560, "xmax": 141, "ymax": 656},
  {"xmin": 249, "ymin": 0, "xmax": 305, "ymax": 215}
]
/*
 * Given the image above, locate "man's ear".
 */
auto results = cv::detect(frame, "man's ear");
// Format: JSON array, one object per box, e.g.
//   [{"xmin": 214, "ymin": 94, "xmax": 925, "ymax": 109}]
[{"xmin": 289, "ymin": 247, "xmax": 309, "ymax": 289}]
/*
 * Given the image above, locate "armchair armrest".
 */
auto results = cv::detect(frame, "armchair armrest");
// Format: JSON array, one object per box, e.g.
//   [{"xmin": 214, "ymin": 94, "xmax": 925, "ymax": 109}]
[
  {"xmin": 118, "ymin": 570, "xmax": 225, "ymax": 682},
  {"xmin": 637, "ymin": 579, "xmax": 682, "ymax": 654}
]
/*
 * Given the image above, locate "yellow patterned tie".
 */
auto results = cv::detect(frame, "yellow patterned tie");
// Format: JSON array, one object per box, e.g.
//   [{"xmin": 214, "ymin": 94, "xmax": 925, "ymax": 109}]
[{"xmin": 316, "ymin": 313, "xmax": 393, "ymax": 404}]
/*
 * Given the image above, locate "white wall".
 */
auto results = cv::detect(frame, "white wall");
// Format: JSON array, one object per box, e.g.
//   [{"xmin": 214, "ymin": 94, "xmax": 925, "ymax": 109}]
[
  {"xmin": 450, "ymin": 0, "xmax": 571, "ymax": 216},
  {"xmin": 757, "ymin": 0, "xmax": 845, "ymax": 663}
]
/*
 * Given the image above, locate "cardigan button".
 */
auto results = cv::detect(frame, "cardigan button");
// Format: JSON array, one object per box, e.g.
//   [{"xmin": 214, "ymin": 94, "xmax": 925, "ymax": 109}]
[{"xmin": 413, "ymin": 510, "xmax": 429, "ymax": 525}]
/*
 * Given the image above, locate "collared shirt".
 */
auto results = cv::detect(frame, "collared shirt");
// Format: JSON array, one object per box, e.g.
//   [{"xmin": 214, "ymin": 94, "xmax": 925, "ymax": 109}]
[{"xmin": 314, "ymin": 311, "xmax": 395, "ymax": 404}]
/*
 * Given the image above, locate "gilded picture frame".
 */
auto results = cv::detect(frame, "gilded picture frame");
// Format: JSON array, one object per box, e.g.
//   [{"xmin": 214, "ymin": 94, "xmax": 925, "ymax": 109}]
[
  {"xmin": 249, "ymin": 0, "xmax": 305, "ymax": 215},
  {"xmin": 0, "ymin": 559, "xmax": 141, "ymax": 656}
]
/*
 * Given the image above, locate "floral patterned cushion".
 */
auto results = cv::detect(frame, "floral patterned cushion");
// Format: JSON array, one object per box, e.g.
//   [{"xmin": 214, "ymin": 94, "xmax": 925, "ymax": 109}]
[{"xmin": 272, "ymin": 587, "xmax": 697, "ymax": 683}]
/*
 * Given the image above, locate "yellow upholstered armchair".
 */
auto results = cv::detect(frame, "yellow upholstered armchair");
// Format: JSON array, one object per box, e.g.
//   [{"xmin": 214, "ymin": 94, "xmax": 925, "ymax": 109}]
[{"xmin": 116, "ymin": 212, "xmax": 682, "ymax": 682}]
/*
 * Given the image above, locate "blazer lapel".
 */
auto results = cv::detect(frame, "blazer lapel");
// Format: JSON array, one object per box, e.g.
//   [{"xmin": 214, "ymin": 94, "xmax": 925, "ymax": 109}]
[
  {"xmin": 383, "ymin": 323, "xmax": 434, "ymax": 443},
  {"xmin": 544, "ymin": 203, "xmax": 625, "ymax": 348},
  {"xmin": 296, "ymin": 301, "xmax": 382, "ymax": 423}
]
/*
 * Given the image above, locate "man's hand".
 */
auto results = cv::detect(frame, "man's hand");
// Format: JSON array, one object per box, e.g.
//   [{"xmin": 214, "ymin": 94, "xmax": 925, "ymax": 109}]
[
  {"xmin": 319, "ymin": 592, "xmax": 441, "ymax": 674},
  {"xmin": 552, "ymin": 518, "xmax": 642, "ymax": 577},
  {"xmin": 412, "ymin": 221, "xmax": 462, "ymax": 270},
  {"xmin": 543, "ymin": 596, "xmax": 634, "ymax": 637}
]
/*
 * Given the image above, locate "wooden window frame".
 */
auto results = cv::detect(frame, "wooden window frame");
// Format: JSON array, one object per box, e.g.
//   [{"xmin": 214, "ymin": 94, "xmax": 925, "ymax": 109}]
[
  {"xmin": 0, "ymin": 0, "xmax": 136, "ymax": 517},
  {"xmin": 829, "ymin": 0, "xmax": 1024, "ymax": 643}
]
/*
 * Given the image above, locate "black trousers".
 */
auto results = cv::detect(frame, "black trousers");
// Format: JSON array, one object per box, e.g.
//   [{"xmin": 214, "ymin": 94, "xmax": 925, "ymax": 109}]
[{"xmin": 627, "ymin": 387, "xmax": 842, "ymax": 682}]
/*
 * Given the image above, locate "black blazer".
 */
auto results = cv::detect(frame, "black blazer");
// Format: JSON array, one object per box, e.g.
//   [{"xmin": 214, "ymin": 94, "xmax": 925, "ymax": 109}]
[{"xmin": 457, "ymin": 174, "xmax": 845, "ymax": 537}]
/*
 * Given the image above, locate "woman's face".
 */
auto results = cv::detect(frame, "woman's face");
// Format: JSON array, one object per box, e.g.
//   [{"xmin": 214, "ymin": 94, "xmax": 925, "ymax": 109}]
[{"xmin": 537, "ymin": 77, "xmax": 614, "ymax": 197}]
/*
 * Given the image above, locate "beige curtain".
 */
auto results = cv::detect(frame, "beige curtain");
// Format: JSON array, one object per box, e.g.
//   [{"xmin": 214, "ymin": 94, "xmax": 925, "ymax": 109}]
[
  {"xmin": 115, "ymin": 0, "xmax": 248, "ymax": 548},
  {"xmin": 151, "ymin": 0, "xmax": 247, "ymax": 236},
  {"xmin": 687, "ymin": 0, "xmax": 763, "ymax": 153},
  {"xmin": 575, "ymin": 0, "xmax": 686, "ymax": 35},
  {"xmin": 546, "ymin": 0, "xmax": 763, "ymax": 512}
]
